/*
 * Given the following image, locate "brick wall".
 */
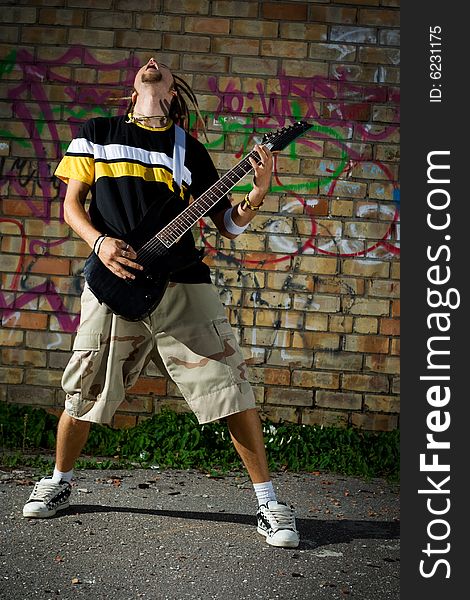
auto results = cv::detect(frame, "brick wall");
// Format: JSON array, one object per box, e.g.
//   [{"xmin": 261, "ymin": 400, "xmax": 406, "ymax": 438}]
[{"xmin": 0, "ymin": 0, "xmax": 400, "ymax": 431}]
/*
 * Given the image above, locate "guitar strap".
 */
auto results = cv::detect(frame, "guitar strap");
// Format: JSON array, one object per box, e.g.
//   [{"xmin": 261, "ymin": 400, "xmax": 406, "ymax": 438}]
[
  {"xmin": 171, "ymin": 123, "xmax": 204, "ymax": 263},
  {"xmin": 172, "ymin": 124, "xmax": 186, "ymax": 195}
]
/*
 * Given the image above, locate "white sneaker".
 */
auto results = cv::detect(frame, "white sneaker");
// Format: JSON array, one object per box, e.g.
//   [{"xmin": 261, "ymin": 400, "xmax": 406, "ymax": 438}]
[
  {"xmin": 257, "ymin": 500, "xmax": 300, "ymax": 548},
  {"xmin": 23, "ymin": 477, "xmax": 72, "ymax": 518}
]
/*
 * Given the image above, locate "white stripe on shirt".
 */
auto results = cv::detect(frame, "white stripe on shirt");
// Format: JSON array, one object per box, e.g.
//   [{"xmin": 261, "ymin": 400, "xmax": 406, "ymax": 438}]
[{"xmin": 66, "ymin": 139, "xmax": 192, "ymax": 186}]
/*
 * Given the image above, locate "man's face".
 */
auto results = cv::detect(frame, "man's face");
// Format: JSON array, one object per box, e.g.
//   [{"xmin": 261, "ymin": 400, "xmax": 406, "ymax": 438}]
[
  {"xmin": 132, "ymin": 58, "xmax": 176, "ymax": 116},
  {"xmin": 134, "ymin": 58, "xmax": 175, "ymax": 94}
]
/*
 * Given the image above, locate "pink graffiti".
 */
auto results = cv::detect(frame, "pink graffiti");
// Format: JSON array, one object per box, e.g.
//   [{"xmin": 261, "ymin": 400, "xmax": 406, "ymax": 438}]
[
  {"xmin": 199, "ymin": 69, "xmax": 399, "ymax": 266},
  {"xmin": 199, "ymin": 155, "xmax": 399, "ymax": 267},
  {"xmin": 3, "ymin": 47, "xmax": 138, "ymax": 220},
  {"xmin": 29, "ymin": 237, "xmax": 69, "ymax": 256},
  {"xmin": 1, "ymin": 48, "xmax": 138, "ymax": 331},
  {"xmin": 0, "ymin": 218, "xmax": 26, "ymax": 290},
  {"xmin": 208, "ymin": 69, "xmax": 399, "ymax": 141},
  {"xmin": 1, "ymin": 50, "xmax": 400, "ymax": 332},
  {"xmin": 0, "ymin": 218, "xmax": 80, "ymax": 332},
  {"xmin": 0, "ymin": 281, "xmax": 80, "ymax": 333}
]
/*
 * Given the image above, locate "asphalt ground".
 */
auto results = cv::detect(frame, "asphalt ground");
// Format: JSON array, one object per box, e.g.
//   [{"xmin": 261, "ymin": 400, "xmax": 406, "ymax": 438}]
[{"xmin": 0, "ymin": 467, "xmax": 400, "ymax": 600}]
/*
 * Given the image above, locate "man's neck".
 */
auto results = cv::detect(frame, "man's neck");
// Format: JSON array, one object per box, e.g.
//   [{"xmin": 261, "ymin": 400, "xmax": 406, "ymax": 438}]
[{"xmin": 133, "ymin": 93, "xmax": 170, "ymax": 122}]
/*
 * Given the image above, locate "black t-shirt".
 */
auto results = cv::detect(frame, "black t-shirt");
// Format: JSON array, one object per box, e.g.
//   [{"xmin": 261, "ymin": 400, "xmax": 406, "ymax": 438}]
[{"xmin": 55, "ymin": 116, "xmax": 230, "ymax": 283}]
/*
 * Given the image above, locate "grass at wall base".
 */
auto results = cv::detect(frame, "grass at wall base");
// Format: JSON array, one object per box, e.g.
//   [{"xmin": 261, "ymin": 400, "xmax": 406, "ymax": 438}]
[{"xmin": 0, "ymin": 403, "xmax": 399, "ymax": 481}]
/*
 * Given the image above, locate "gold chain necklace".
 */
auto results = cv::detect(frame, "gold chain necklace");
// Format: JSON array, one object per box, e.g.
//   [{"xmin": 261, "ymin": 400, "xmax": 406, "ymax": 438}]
[{"xmin": 126, "ymin": 112, "xmax": 170, "ymax": 126}]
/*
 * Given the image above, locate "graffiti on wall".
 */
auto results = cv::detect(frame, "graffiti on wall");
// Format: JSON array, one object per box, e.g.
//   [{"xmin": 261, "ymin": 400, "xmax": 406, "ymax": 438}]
[
  {"xmin": 199, "ymin": 72, "xmax": 399, "ymax": 265},
  {"xmin": 0, "ymin": 47, "xmax": 400, "ymax": 334},
  {"xmin": 1, "ymin": 48, "xmax": 139, "ymax": 332}
]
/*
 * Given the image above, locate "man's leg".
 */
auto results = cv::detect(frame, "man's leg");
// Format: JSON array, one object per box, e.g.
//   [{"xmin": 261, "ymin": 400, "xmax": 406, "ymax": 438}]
[
  {"xmin": 22, "ymin": 411, "xmax": 90, "ymax": 519},
  {"xmin": 227, "ymin": 408, "xmax": 300, "ymax": 548},
  {"xmin": 55, "ymin": 411, "xmax": 91, "ymax": 472},
  {"xmin": 226, "ymin": 407, "xmax": 269, "ymax": 483}
]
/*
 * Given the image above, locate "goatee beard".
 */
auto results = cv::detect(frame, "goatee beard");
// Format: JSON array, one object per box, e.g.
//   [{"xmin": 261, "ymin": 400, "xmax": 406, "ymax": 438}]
[{"xmin": 141, "ymin": 70, "xmax": 163, "ymax": 83}]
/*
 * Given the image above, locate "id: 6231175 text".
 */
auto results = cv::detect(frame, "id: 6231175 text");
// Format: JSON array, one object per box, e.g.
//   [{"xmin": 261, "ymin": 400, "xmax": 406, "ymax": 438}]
[{"xmin": 429, "ymin": 25, "xmax": 443, "ymax": 103}]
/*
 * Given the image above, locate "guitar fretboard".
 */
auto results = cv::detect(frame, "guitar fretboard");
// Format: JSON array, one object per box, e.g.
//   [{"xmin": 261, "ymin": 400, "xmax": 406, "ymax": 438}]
[
  {"xmin": 156, "ymin": 148, "xmax": 260, "ymax": 248},
  {"xmin": 138, "ymin": 121, "xmax": 311, "ymax": 255}
]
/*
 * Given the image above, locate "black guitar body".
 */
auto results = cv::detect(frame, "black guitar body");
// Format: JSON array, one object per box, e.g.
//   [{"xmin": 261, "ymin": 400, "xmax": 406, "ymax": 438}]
[{"xmin": 83, "ymin": 198, "xmax": 202, "ymax": 321}]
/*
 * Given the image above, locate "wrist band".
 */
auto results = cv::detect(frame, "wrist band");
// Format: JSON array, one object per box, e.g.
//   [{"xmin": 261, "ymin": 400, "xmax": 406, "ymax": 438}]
[
  {"xmin": 241, "ymin": 192, "xmax": 264, "ymax": 211},
  {"xmin": 223, "ymin": 208, "xmax": 248, "ymax": 236},
  {"xmin": 93, "ymin": 234, "xmax": 107, "ymax": 256},
  {"xmin": 93, "ymin": 234, "xmax": 105, "ymax": 253}
]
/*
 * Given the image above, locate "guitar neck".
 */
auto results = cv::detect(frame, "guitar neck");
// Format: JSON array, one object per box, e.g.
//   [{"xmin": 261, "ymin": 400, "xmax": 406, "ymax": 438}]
[
  {"xmin": 156, "ymin": 148, "xmax": 261, "ymax": 248},
  {"xmin": 143, "ymin": 121, "xmax": 311, "ymax": 250}
]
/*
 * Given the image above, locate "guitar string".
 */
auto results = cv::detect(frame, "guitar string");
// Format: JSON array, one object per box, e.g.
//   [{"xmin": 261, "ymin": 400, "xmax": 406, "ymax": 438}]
[
  {"xmin": 136, "ymin": 151, "xmax": 257, "ymax": 267},
  {"xmin": 136, "ymin": 131, "xmax": 300, "ymax": 268},
  {"xmin": 135, "ymin": 125, "xmax": 307, "ymax": 268},
  {"xmin": 136, "ymin": 125, "xmax": 306, "ymax": 266},
  {"xmin": 140, "ymin": 124, "xmax": 303, "ymax": 257},
  {"xmin": 140, "ymin": 151, "xmax": 256, "ymax": 255}
]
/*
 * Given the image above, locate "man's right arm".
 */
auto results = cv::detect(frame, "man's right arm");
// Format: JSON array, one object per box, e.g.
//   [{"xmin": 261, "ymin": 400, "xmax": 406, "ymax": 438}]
[
  {"xmin": 63, "ymin": 178, "xmax": 100, "ymax": 249},
  {"xmin": 63, "ymin": 178, "xmax": 143, "ymax": 280}
]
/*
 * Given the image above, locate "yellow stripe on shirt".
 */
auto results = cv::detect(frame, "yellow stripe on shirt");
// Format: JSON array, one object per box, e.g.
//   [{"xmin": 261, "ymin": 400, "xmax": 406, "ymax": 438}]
[
  {"xmin": 95, "ymin": 161, "xmax": 186, "ymax": 197},
  {"xmin": 55, "ymin": 155, "xmax": 94, "ymax": 186}
]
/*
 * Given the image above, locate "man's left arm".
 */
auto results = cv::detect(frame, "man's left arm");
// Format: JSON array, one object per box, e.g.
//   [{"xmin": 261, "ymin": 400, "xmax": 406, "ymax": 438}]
[{"xmin": 211, "ymin": 144, "xmax": 273, "ymax": 239}]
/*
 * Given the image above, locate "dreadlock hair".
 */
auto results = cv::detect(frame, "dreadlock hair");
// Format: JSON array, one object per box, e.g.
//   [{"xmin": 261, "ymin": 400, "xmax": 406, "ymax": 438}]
[{"xmin": 125, "ymin": 72, "xmax": 208, "ymax": 140}]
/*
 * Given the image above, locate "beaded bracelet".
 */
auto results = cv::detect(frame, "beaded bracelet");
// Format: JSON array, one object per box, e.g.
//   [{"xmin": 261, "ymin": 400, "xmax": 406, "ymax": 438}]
[{"xmin": 241, "ymin": 192, "xmax": 264, "ymax": 211}]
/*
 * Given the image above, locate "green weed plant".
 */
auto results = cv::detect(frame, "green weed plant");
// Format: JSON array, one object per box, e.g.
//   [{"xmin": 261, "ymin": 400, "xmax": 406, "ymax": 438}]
[{"xmin": 0, "ymin": 403, "xmax": 399, "ymax": 480}]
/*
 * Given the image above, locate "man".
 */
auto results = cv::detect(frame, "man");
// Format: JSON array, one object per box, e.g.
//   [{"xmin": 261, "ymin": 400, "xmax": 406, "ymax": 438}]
[{"xmin": 22, "ymin": 58, "xmax": 299, "ymax": 549}]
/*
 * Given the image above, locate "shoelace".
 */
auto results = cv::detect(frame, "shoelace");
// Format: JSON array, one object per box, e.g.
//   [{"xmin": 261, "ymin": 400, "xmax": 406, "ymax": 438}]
[
  {"xmin": 29, "ymin": 480, "xmax": 63, "ymax": 502},
  {"xmin": 268, "ymin": 505, "xmax": 295, "ymax": 528}
]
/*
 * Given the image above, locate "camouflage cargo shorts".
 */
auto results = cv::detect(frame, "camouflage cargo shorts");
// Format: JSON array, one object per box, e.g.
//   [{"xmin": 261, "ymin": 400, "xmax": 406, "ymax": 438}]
[{"xmin": 62, "ymin": 282, "xmax": 255, "ymax": 424}]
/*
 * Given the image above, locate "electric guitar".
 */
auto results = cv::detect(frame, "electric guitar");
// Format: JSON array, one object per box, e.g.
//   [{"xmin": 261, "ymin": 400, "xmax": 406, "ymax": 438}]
[{"xmin": 83, "ymin": 121, "xmax": 312, "ymax": 320}]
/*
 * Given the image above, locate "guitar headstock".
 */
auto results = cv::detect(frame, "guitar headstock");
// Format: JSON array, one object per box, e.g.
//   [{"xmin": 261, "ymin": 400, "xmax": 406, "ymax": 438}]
[{"xmin": 261, "ymin": 121, "xmax": 312, "ymax": 152}]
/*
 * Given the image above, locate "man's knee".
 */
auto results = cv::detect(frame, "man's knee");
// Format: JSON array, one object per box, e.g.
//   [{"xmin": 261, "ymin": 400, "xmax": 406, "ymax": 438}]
[{"xmin": 60, "ymin": 410, "xmax": 91, "ymax": 430}]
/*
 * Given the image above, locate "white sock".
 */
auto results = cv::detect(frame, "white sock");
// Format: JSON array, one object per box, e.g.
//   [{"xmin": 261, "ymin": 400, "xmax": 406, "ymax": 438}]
[
  {"xmin": 253, "ymin": 481, "xmax": 277, "ymax": 506},
  {"xmin": 52, "ymin": 467, "xmax": 73, "ymax": 483}
]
